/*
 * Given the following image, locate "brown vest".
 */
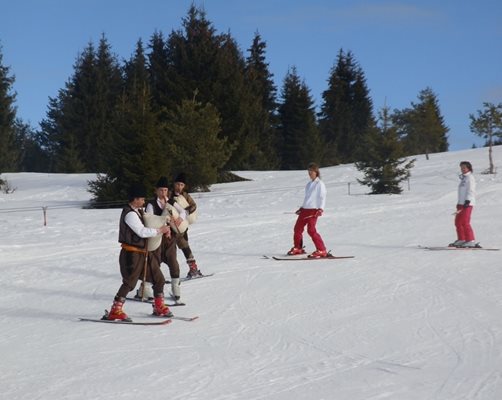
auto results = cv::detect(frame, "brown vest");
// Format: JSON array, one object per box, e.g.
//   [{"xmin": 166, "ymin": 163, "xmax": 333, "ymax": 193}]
[{"xmin": 118, "ymin": 205, "xmax": 146, "ymax": 249}]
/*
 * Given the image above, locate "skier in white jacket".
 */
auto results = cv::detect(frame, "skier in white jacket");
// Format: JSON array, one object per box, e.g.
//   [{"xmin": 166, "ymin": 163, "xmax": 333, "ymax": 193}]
[
  {"xmin": 287, "ymin": 162, "xmax": 328, "ymax": 258},
  {"xmin": 450, "ymin": 161, "xmax": 478, "ymax": 248}
]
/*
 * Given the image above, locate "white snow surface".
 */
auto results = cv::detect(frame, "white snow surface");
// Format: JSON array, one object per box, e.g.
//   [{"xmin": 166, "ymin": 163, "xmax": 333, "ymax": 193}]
[{"xmin": 1, "ymin": 147, "xmax": 502, "ymax": 400}]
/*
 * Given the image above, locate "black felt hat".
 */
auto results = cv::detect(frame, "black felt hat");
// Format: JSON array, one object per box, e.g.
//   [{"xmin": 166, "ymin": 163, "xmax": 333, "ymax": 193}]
[
  {"xmin": 156, "ymin": 176, "xmax": 169, "ymax": 188},
  {"xmin": 128, "ymin": 183, "xmax": 147, "ymax": 199},
  {"xmin": 174, "ymin": 172, "xmax": 187, "ymax": 184}
]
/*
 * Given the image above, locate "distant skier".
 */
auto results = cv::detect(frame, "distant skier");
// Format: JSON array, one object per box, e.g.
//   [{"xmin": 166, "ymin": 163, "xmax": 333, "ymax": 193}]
[
  {"xmin": 287, "ymin": 162, "xmax": 328, "ymax": 258},
  {"xmin": 104, "ymin": 183, "xmax": 172, "ymax": 321},
  {"xmin": 450, "ymin": 161, "xmax": 478, "ymax": 248}
]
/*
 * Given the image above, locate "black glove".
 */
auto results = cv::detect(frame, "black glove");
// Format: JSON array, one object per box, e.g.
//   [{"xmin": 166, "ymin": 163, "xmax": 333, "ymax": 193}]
[{"xmin": 463, "ymin": 200, "xmax": 471, "ymax": 208}]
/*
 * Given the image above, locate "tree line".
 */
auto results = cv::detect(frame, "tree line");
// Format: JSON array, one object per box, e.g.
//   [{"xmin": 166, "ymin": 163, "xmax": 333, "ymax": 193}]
[{"xmin": 1, "ymin": 5, "xmax": 499, "ymax": 198}]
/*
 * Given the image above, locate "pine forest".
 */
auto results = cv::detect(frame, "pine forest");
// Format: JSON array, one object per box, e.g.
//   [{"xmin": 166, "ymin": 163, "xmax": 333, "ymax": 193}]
[{"xmin": 0, "ymin": 5, "xmax": 458, "ymax": 200}]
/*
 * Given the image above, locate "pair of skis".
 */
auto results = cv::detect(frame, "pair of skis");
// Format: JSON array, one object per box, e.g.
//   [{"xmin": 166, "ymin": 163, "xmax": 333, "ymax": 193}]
[
  {"xmin": 79, "ymin": 317, "xmax": 172, "ymax": 326},
  {"xmin": 265, "ymin": 244, "xmax": 500, "ymax": 261},
  {"xmin": 79, "ymin": 314, "xmax": 198, "ymax": 325},
  {"xmin": 419, "ymin": 245, "xmax": 499, "ymax": 251},
  {"xmin": 79, "ymin": 304, "xmax": 199, "ymax": 325},
  {"xmin": 263, "ymin": 252, "xmax": 355, "ymax": 261},
  {"xmin": 80, "ymin": 274, "xmax": 215, "ymax": 325}
]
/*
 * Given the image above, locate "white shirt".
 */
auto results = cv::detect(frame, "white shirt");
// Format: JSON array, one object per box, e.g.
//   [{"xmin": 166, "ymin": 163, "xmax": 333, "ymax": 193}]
[
  {"xmin": 302, "ymin": 177, "xmax": 326, "ymax": 210},
  {"xmin": 124, "ymin": 208, "xmax": 159, "ymax": 238},
  {"xmin": 457, "ymin": 172, "xmax": 476, "ymax": 206}
]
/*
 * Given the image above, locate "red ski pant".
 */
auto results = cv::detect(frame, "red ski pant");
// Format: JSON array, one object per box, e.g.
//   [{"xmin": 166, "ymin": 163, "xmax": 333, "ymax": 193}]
[
  {"xmin": 455, "ymin": 205, "xmax": 475, "ymax": 242},
  {"xmin": 293, "ymin": 208, "xmax": 326, "ymax": 251}
]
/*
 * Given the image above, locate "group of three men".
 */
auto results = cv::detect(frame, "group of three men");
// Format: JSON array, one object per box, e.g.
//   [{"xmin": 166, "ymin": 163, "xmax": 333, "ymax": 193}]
[{"xmin": 105, "ymin": 173, "xmax": 200, "ymax": 321}]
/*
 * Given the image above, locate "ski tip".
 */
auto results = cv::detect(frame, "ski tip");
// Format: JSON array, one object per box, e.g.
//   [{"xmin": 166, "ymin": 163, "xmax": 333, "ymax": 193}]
[{"xmin": 171, "ymin": 315, "xmax": 199, "ymax": 322}]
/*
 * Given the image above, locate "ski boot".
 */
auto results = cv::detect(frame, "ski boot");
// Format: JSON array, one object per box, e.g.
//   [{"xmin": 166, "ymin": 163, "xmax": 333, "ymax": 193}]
[
  {"xmin": 186, "ymin": 259, "xmax": 202, "ymax": 279},
  {"xmin": 171, "ymin": 278, "xmax": 182, "ymax": 303},
  {"xmin": 459, "ymin": 241, "xmax": 480, "ymax": 248},
  {"xmin": 308, "ymin": 249, "xmax": 328, "ymax": 259},
  {"xmin": 448, "ymin": 240, "xmax": 465, "ymax": 247},
  {"xmin": 152, "ymin": 295, "xmax": 173, "ymax": 317},
  {"xmin": 287, "ymin": 247, "xmax": 306, "ymax": 256},
  {"xmin": 103, "ymin": 298, "xmax": 131, "ymax": 321},
  {"xmin": 134, "ymin": 281, "xmax": 154, "ymax": 300}
]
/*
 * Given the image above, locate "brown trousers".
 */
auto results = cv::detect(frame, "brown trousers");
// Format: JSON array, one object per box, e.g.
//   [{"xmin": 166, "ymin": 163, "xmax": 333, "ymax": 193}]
[
  {"xmin": 150, "ymin": 234, "xmax": 181, "ymax": 279},
  {"xmin": 115, "ymin": 249, "xmax": 165, "ymax": 299},
  {"xmin": 176, "ymin": 230, "xmax": 194, "ymax": 261}
]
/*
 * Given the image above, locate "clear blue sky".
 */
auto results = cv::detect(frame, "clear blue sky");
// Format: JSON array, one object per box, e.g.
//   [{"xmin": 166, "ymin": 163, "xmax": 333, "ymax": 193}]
[{"xmin": 2, "ymin": 0, "xmax": 501, "ymax": 151}]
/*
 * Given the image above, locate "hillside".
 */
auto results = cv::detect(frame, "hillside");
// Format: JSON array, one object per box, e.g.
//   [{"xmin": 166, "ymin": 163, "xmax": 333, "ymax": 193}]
[{"xmin": 1, "ymin": 146, "xmax": 501, "ymax": 400}]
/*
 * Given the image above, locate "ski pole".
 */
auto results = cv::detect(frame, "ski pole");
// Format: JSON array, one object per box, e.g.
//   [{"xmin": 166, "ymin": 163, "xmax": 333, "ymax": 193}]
[{"xmin": 140, "ymin": 251, "xmax": 148, "ymax": 301}]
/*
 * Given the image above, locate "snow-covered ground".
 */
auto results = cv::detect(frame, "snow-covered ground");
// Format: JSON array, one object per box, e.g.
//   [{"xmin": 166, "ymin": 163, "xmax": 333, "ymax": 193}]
[{"xmin": 1, "ymin": 146, "xmax": 501, "ymax": 400}]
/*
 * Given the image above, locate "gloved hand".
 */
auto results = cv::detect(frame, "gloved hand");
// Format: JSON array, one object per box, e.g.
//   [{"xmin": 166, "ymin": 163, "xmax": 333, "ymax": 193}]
[
  {"xmin": 315, "ymin": 209, "xmax": 323, "ymax": 217},
  {"xmin": 295, "ymin": 208, "xmax": 302, "ymax": 215},
  {"xmin": 463, "ymin": 200, "xmax": 471, "ymax": 208}
]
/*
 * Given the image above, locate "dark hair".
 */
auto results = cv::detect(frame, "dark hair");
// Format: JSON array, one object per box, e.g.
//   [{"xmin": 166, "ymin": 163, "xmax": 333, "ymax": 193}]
[
  {"xmin": 460, "ymin": 161, "xmax": 473, "ymax": 172},
  {"xmin": 308, "ymin": 162, "xmax": 320, "ymax": 178}
]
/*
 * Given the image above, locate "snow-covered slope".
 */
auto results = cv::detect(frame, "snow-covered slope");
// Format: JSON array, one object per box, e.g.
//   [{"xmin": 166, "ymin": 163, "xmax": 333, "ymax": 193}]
[{"xmin": 1, "ymin": 147, "xmax": 501, "ymax": 400}]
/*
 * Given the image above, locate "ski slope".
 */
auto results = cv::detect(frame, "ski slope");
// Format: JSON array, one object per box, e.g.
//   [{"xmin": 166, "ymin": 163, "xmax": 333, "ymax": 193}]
[{"xmin": 1, "ymin": 146, "xmax": 501, "ymax": 400}]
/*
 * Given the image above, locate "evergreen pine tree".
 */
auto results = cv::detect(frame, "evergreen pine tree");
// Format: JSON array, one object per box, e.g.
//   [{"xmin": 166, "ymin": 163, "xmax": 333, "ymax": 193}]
[
  {"xmin": 59, "ymin": 134, "xmax": 86, "ymax": 172},
  {"xmin": 40, "ymin": 36, "xmax": 122, "ymax": 173},
  {"xmin": 15, "ymin": 120, "xmax": 50, "ymax": 172},
  {"xmin": 356, "ymin": 106, "xmax": 415, "ymax": 194},
  {"xmin": 147, "ymin": 31, "xmax": 171, "ymax": 117},
  {"xmin": 244, "ymin": 32, "xmax": 280, "ymax": 169},
  {"xmin": 90, "ymin": 36, "xmax": 123, "ymax": 172},
  {"xmin": 277, "ymin": 67, "xmax": 322, "ymax": 170},
  {"xmin": 0, "ymin": 46, "xmax": 19, "ymax": 172},
  {"xmin": 318, "ymin": 49, "xmax": 374, "ymax": 164},
  {"xmin": 161, "ymin": 5, "xmax": 256, "ymax": 169},
  {"xmin": 394, "ymin": 87, "xmax": 449, "ymax": 159},
  {"xmin": 469, "ymin": 102, "xmax": 502, "ymax": 174},
  {"xmin": 89, "ymin": 39, "xmax": 165, "ymax": 204},
  {"xmin": 165, "ymin": 97, "xmax": 230, "ymax": 189},
  {"xmin": 40, "ymin": 43, "xmax": 93, "ymax": 172}
]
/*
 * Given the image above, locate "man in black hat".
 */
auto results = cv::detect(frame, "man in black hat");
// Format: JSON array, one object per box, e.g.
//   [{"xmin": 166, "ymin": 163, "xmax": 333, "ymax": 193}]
[
  {"xmin": 103, "ymin": 183, "xmax": 172, "ymax": 321},
  {"xmin": 171, "ymin": 173, "xmax": 202, "ymax": 278},
  {"xmin": 144, "ymin": 176, "xmax": 184, "ymax": 303}
]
